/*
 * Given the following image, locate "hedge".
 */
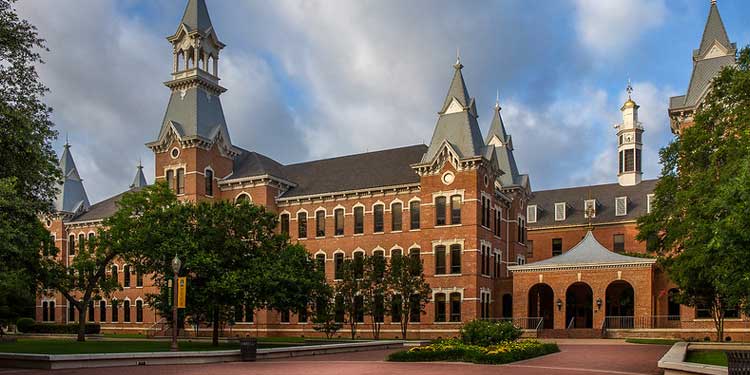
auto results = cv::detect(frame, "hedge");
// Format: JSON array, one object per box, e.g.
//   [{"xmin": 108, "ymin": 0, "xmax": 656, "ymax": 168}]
[
  {"xmin": 388, "ymin": 339, "xmax": 559, "ymax": 364},
  {"xmin": 17, "ymin": 321, "xmax": 101, "ymax": 335}
]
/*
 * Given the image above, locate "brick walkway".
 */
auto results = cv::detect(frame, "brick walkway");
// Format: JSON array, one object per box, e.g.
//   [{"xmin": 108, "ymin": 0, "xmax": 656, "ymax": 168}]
[{"xmin": 0, "ymin": 341, "xmax": 670, "ymax": 375}]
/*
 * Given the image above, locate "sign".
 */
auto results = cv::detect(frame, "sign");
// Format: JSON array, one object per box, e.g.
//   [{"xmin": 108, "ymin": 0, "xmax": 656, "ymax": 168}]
[{"xmin": 177, "ymin": 277, "xmax": 187, "ymax": 308}]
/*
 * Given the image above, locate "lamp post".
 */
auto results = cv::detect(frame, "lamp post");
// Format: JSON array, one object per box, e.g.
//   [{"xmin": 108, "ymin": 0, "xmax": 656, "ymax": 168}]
[{"xmin": 170, "ymin": 255, "xmax": 182, "ymax": 352}]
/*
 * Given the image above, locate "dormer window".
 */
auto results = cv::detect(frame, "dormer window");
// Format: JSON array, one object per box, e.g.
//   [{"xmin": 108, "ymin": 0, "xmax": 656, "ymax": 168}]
[
  {"xmin": 615, "ymin": 196, "xmax": 628, "ymax": 216},
  {"xmin": 527, "ymin": 205, "xmax": 537, "ymax": 223},
  {"xmin": 554, "ymin": 202, "xmax": 566, "ymax": 221},
  {"xmin": 584, "ymin": 199, "xmax": 597, "ymax": 218}
]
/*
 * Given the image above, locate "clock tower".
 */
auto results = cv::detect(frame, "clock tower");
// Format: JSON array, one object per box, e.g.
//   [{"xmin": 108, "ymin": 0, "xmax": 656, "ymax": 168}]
[{"xmin": 615, "ymin": 81, "xmax": 643, "ymax": 187}]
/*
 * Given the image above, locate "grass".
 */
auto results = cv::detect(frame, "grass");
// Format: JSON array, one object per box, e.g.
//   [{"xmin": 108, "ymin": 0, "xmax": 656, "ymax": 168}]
[
  {"xmin": 685, "ymin": 350, "xmax": 728, "ymax": 367},
  {"xmin": 625, "ymin": 338, "xmax": 681, "ymax": 345},
  {"xmin": 0, "ymin": 339, "xmax": 298, "ymax": 354},
  {"xmin": 102, "ymin": 333, "xmax": 149, "ymax": 339}
]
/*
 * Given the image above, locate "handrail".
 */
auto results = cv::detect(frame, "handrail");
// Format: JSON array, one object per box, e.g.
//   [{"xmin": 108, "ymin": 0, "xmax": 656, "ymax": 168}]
[
  {"xmin": 567, "ymin": 316, "xmax": 575, "ymax": 329},
  {"xmin": 535, "ymin": 317, "xmax": 544, "ymax": 338},
  {"xmin": 146, "ymin": 317, "xmax": 167, "ymax": 338}
]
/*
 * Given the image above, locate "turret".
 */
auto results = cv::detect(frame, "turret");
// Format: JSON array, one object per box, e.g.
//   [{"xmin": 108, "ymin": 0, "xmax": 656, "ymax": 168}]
[{"xmin": 615, "ymin": 81, "xmax": 643, "ymax": 186}]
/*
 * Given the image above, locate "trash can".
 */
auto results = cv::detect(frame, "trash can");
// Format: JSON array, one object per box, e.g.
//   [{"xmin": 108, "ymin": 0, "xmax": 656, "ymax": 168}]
[
  {"xmin": 727, "ymin": 351, "xmax": 750, "ymax": 375},
  {"xmin": 239, "ymin": 337, "xmax": 258, "ymax": 362}
]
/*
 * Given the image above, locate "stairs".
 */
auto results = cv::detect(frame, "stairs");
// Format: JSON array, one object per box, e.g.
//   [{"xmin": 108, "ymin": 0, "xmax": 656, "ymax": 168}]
[{"xmin": 539, "ymin": 328, "xmax": 603, "ymax": 339}]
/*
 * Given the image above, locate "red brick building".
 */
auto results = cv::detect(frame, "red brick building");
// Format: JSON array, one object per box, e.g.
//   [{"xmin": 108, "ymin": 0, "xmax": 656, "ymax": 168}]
[{"xmin": 38, "ymin": 0, "xmax": 747, "ymax": 340}]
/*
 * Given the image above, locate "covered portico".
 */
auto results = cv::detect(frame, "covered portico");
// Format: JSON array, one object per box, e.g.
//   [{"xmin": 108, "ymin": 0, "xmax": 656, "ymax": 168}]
[{"xmin": 509, "ymin": 231, "xmax": 657, "ymax": 330}]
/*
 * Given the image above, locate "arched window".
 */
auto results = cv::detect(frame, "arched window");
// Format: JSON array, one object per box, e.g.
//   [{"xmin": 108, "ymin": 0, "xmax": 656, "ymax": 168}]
[
  {"xmin": 450, "ymin": 244, "xmax": 461, "ymax": 274},
  {"xmin": 435, "ymin": 197, "xmax": 447, "ymax": 226},
  {"xmin": 99, "ymin": 300, "xmax": 106, "ymax": 322},
  {"xmin": 435, "ymin": 245, "xmax": 446, "ymax": 275},
  {"xmin": 42, "ymin": 301, "xmax": 49, "ymax": 322},
  {"xmin": 297, "ymin": 211, "xmax": 308, "ymax": 238},
  {"xmin": 450, "ymin": 293, "xmax": 462, "ymax": 322},
  {"xmin": 111, "ymin": 264, "xmax": 118, "ymax": 284},
  {"xmin": 334, "ymin": 208, "xmax": 344, "ymax": 236},
  {"xmin": 136, "ymin": 270, "xmax": 143, "ymax": 287},
  {"xmin": 334, "ymin": 253, "xmax": 344, "ymax": 279},
  {"xmin": 68, "ymin": 234, "xmax": 75, "ymax": 256},
  {"xmin": 409, "ymin": 248, "xmax": 420, "ymax": 276},
  {"xmin": 315, "ymin": 210, "xmax": 325, "ymax": 237},
  {"xmin": 409, "ymin": 201, "xmax": 420, "ymax": 230},
  {"xmin": 450, "ymin": 195, "xmax": 461, "ymax": 224},
  {"xmin": 391, "ymin": 248, "xmax": 402, "ymax": 258},
  {"xmin": 176, "ymin": 168, "xmax": 185, "ymax": 195},
  {"xmin": 78, "ymin": 233, "xmax": 85, "ymax": 253},
  {"xmin": 136, "ymin": 300, "xmax": 143, "ymax": 323},
  {"xmin": 315, "ymin": 253, "xmax": 326, "ymax": 271},
  {"xmin": 111, "ymin": 299, "xmax": 119, "ymax": 322},
  {"xmin": 353, "ymin": 251, "xmax": 364, "ymax": 279},
  {"xmin": 373, "ymin": 204, "xmax": 384, "ymax": 233},
  {"xmin": 280, "ymin": 213, "xmax": 290, "ymax": 235},
  {"xmin": 391, "ymin": 294, "xmax": 402, "ymax": 323},
  {"xmin": 166, "ymin": 170, "xmax": 175, "ymax": 191},
  {"xmin": 205, "ymin": 169, "xmax": 214, "ymax": 196},
  {"xmin": 123, "ymin": 300, "xmax": 131, "ymax": 322},
  {"xmin": 235, "ymin": 193, "xmax": 251, "ymax": 204},
  {"xmin": 88, "ymin": 232, "xmax": 95, "ymax": 251},
  {"xmin": 354, "ymin": 295, "xmax": 364, "ymax": 322},
  {"xmin": 68, "ymin": 303, "xmax": 75, "ymax": 322},
  {"xmin": 49, "ymin": 301, "xmax": 55, "ymax": 322},
  {"xmin": 353, "ymin": 206, "xmax": 364, "ymax": 234},
  {"xmin": 409, "ymin": 294, "xmax": 421, "ymax": 323},
  {"xmin": 88, "ymin": 300, "xmax": 94, "ymax": 321},
  {"xmin": 334, "ymin": 294, "xmax": 344, "ymax": 323},
  {"xmin": 391, "ymin": 202, "xmax": 402, "ymax": 231},
  {"xmin": 123, "ymin": 265, "xmax": 131, "ymax": 288},
  {"xmin": 434, "ymin": 293, "xmax": 446, "ymax": 322}
]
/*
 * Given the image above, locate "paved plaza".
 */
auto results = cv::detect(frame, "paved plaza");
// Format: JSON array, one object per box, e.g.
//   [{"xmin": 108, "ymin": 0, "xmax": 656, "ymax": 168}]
[{"xmin": 0, "ymin": 340, "xmax": 670, "ymax": 375}]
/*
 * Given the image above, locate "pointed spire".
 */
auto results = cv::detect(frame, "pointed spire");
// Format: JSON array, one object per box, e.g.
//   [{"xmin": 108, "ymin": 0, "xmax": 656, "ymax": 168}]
[
  {"xmin": 697, "ymin": 0, "xmax": 733, "ymax": 57},
  {"xmin": 440, "ymin": 55, "xmax": 472, "ymax": 113},
  {"xmin": 179, "ymin": 0, "xmax": 214, "ymax": 34},
  {"xmin": 54, "ymin": 140, "xmax": 90, "ymax": 214},
  {"xmin": 130, "ymin": 159, "xmax": 148, "ymax": 189},
  {"xmin": 486, "ymin": 94, "xmax": 509, "ymax": 146}
]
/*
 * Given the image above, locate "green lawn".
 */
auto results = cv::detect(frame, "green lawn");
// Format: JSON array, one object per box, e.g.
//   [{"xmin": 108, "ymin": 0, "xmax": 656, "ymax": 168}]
[
  {"xmin": 685, "ymin": 350, "xmax": 728, "ymax": 367},
  {"xmin": 625, "ymin": 338, "xmax": 681, "ymax": 345},
  {"xmin": 0, "ymin": 339, "xmax": 296, "ymax": 354}
]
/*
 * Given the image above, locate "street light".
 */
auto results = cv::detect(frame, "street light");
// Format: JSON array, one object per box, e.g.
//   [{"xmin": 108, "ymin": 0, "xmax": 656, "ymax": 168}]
[
  {"xmin": 171, "ymin": 255, "xmax": 181, "ymax": 352},
  {"xmin": 596, "ymin": 298, "xmax": 603, "ymax": 311}
]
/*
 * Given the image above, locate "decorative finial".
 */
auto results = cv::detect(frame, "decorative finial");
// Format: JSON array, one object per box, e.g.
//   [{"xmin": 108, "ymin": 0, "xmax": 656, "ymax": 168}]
[
  {"xmin": 64, "ymin": 133, "xmax": 70, "ymax": 148},
  {"xmin": 454, "ymin": 48, "xmax": 463, "ymax": 69},
  {"xmin": 495, "ymin": 89, "xmax": 501, "ymax": 110},
  {"xmin": 137, "ymin": 158, "xmax": 143, "ymax": 169},
  {"xmin": 626, "ymin": 78, "xmax": 633, "ymax": 99},
  {"xmin": 711, "ymin": 0, "xmax": 717, "ymax": 5}
]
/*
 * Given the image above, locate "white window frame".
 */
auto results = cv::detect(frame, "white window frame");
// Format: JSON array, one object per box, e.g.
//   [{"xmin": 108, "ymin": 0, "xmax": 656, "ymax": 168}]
[
  {"xmin": 646, "ymin": 194, "xmax": 654, "ymax": 214},
  {"xmin": 615, "ymin": 196, "xmax": 628, "ymax": 216},
  {"xmin": 554, "ymin": 202, "xmax": 566, "ymax": 221},
  {"xmin": 526, "ymin": 205, "xmax": 537, "ymax": 223},
  {"xmin": 584, "ymin": 199, "xmax": 596, "ymax": 218}
]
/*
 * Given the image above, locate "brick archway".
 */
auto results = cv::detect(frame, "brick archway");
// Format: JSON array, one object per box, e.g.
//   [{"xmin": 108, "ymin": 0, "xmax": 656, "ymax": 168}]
[
  {"xmin": 605, "ymin": 280, "xmax": 635, "ymax": 328},
  {"xmin": 565, "ymin": 282, "xmax": 593, "ymax": 328},
  {"xmin": 528, "ymin": 283, "xmax": 554, "ymax": 329}
]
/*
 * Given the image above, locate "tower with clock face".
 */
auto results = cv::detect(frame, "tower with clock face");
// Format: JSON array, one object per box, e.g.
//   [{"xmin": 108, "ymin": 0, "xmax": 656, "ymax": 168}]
[{"xmin": 615, "ymin": 82, "xmax": 643, "ymax": 186}]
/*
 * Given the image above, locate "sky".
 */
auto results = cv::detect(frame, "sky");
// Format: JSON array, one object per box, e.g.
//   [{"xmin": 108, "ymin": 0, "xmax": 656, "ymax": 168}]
[{"xmin": 15, "ymin": 0, "xmax": 750, "ymax": 203}]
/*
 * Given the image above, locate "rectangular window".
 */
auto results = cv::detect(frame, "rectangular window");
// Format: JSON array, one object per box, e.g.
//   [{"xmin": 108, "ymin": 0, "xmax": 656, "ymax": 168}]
[
  {"xmin": 280, "ymin": 310, "xmax": 290, "ymax": 323},
  {"xmin": 298, "ymin": 307, "xmax": 307, "ymax": 323},
  {"xmin": 123, "ymin": 265, "xmax": 131, "ymax": 288},
  {"xmin": 123, "ymin": 300, "xmax": 131, "ymax": 323},
  {"xmin": 695, "ymin": 303, "xmax": 711, "ymax": 319},
  {"xmin": 111, "ymin": 300, "xmax": 119, "ymax": 322},
  {"xmin": 554, "ymin": 202, "xmax": 566, "ymax": 221},
  {"xmin": 494, "ymin": 208, "xmax": 502, "ymax": 236},
  {"xmin": 166, "ymin": 170, "xmax": 174, "ymax": 191},
  {"xmin": 480, "ymin": 196, "xmax": 489, "ymax": 227},
  {"xmin": 435, "ymin": 294, "xmax": 446, "ymax": 322},
  {"xmin": 624, "ymin": 149, "xmax": 635, "ymax": 172},
  {"xmin": 613, "ymin": 234, "xmax": 625, "ymax": 253},
  {"xmin": 69, "ymin": 235, "xmax": 75, "ymax": 256},
  {"xmin": 527, "ymin": 240, "xmax": 534, "ymax": 258},
  {"xmin": 636, "ymin": 149, "xmax": 642, "ymax": 172},
  {"xmin": 615, "ymin": 196, "xmax": 628, "ymax": 216},
  {"xmin": 409, "ymin": 294, "xmax": 421, "ymax": 323},
  {"xmin": 136, "ymin": 300, "xmax": 143, "ymax": 323},
  {"xmin": 334, "ymin": 253, "xmax": 344, "ymax": 280},
  {"xmin": 353, "ymin": 252, "xmax": 364, "ymax": 279},
  {"xmin": 495, "ymin": 251, "xmax": 501, "ymax": 277},
  {"xmin": 354, "ymin": 207, "xmax": 364, "ymax": 234},
  {"xmin": 88, "ymin": 301, "xmax": 94, "ymax": 322},
  {"xmin": 280, "ymin": 214, "xmax": 290, "ymax": 235},
  {"xmin": 298, "ymin": 212, "xmax": 307, "ymax": 238},
  {"xmin": 390, "ymin": 295, "xmax": 402, "ymax": 323},
  {"xmin": 435, "ymin": 245, "xmax": 446, "ymax": 275},
  {"xmin": 355, "ymin": 296, "xmax": 364, "ymax": 323},
  {"xmin": 409, "ymin": 201, "xmax": 420, "ymax": 230},
  {"xmin": 245, "ymin": 306, "xmax": 254, "ymax": 323},
  {"xmin": 450, "ymin": 195, "xmax": 461, "ymax": 225},
  {"xmin": 99, "ymin": 301, "xmax": 106, "ymax": 322},
  {"xmin": 136, "ymin": 270, "xmax": 143, "ymax": 287},
  {"xmin": 449, "ymin": 293, "xmax": 461, "ymax": 322},
  {"xmin": 335, "ymin": 295, "xmax": 344, "ymax": 323},
  {"xmin": 619, "ymin": 150, "xmax": 624, "ymax": 174},
  {"xmin": 391, "ymin": 203, "xmax": 402, "ymax": 231},
  {"xmin": 526, "ymin": 205, "xmax": 536, "ymax": 223},
  {"xmin": 205, "ymin": 170, "xmax": 213, "ymax": 196},
  {"xmin": 315, "ymin": 210, "xmax": 325, "ymax": 237},
  {"xmin": 552, "ymin": 238, "xmax": 563, "ymax": 256},
  {"xmin": 435, "ymin": 197, "xmax": 447, "ymax": 226},
  {"xmin": 176, "ymin": 168, "xmax": 185, "ymax": 195},
  {"xmin": 334, "ymin": 208, "xmax": 344, "ymax": 235},
  {"xmin": 450, "ymin": 244, "xmax": 461, "ymax": 274},
  {"xmin": 315, "ymin": 253, "xmax": 325, "ymax": 271},
  {"xmin": 409, "ymin": 248, "xmax": 420, "ymax": 276},
  {"xmin": 373, "ymin": 205, "xmax": 384, "ymax": 232},
  {"xmin": 647, "ymin": 194, "xmax": 654, "ymax": 213},
  {"xmin": 584, "ymin": 199, "xmax": 596, "ymax": 218}
]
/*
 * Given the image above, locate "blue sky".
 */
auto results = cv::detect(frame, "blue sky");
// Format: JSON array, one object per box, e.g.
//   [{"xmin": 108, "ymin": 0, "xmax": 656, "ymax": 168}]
[{"xmin": 15, "ymin": 0, "xmax": 750, "ymax": 203}]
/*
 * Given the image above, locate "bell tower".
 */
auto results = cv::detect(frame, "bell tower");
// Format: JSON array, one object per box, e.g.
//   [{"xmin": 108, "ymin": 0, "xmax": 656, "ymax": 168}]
[{"xmin": 615, "ymin": 81, "xmax": 643, "ymax": 186}]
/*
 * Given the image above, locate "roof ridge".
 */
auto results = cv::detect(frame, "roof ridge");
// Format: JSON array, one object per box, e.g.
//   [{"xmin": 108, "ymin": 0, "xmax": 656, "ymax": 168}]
[
  {"xmin": 285, "ymin": 144, "xmax": 427, "ymax": 167},
  {"xmin": 533, "ymin": 178, "xmax": 658, "ymax": 194}
]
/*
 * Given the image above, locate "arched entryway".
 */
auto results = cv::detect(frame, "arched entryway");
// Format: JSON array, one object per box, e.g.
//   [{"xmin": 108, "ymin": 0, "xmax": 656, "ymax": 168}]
[
  {"xmin": 565, "ymin": 282, "xmax": 593, "ymax": 328},
  {"xmin": 528, "ymin": 283, "xmax": 554, "ymax": 329},
  {"xmin": 605, "ymin": 280, "xmax": 635, "ymax": 328},
  {"xmin": 502, "ymin": 294, "xmax": 513, "ymax": 319}
]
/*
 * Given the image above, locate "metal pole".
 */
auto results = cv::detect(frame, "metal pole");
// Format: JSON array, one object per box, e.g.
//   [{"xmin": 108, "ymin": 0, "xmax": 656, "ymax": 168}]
[{"xmin": 171, "ymin": 271, "xmax": 178, "ymax": 351}]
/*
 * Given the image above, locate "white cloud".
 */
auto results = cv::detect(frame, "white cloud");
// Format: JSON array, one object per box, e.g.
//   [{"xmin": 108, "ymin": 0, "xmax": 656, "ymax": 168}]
[{"xmin": 572, "ymin": 0, "xmax": 667, "ymax": 57}]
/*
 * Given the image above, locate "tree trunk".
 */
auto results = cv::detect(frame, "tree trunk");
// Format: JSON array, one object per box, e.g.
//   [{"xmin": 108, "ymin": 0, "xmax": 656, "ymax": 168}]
[
  {"xmin": 400, "ymin": 316, "xmax": 408, "ymax": 339},
  {"xmin": 77, "ymin": 305, "xmax": 87, "ymax": 342},
  {"xmin": 212, "ymin": 308, "xmax": 220, "ymax": 346},
  {"xmin": 349, "ymin": 317, "xmax": 356, "ymax": 340}
]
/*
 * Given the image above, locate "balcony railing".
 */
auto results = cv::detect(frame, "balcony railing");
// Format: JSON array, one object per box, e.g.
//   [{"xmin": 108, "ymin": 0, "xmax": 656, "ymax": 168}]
[{"xmin": 603, "ymin": 315, "xmax": 682, "ymax": 330}]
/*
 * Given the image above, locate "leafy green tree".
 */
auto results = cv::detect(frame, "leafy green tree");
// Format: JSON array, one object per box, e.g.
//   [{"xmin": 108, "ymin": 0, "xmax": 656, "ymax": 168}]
[
  {"xmin": 387, "ymin": 254, "xmax": 431, "ymax": 339},
  {"xmin": 335, "ymin": 257, "xmax": 367, "ymax": 339},
  {"xmin": 311, "ymin": 285, "xmax": 341, "ymax": 339},
  {"xmin": 361, "ymin": 254, "xmax": 388, "ymax": 339},
  {"xmin": 0, "ymin": 0, "xmax": 60, "ymax": 333},
  {"xmin": 638, "ymin": 47, "xmax": 750, "ymax": 341}
]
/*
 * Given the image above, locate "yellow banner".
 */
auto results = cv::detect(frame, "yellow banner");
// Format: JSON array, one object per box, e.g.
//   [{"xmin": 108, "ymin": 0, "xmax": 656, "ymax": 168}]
[{"xmin": 177, "ymin": 277, "xmax": 187, "ymax": 308}]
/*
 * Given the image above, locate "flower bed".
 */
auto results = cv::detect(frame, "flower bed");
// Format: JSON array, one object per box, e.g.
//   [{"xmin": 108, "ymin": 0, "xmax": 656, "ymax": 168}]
[{"xmin": 388, "ymin": 338, "xmax": 559, "ymax": 364}]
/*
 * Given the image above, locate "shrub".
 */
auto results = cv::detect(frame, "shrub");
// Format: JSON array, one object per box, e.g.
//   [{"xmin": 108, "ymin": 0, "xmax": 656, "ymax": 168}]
[
  {"xmin": 459, "ymin": 320, "xmax": 522, "ymax": 346},
  {"xmin": 18, "ymin": 323, "xmax": 101, "ymax": 334},
  {"xmin": 15, "ymin": 318, "xmax": 35, "ymax": 333},
  {"xmin": 388, "ymin": 338, "xmax": 559, "ymax": 364}
]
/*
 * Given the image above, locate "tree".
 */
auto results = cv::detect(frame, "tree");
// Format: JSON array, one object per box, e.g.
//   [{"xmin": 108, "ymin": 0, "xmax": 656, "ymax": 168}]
[
  {"xmin": 637, "ymin": 47, "xmax": 750, "ymax": 341},
  {"xmin": 361, "ymin": 254, "xmax": 388, "ymax": 339},
  {"xmin": 386, "ymin": 254, "xmax": 431, "ymax": 339},
  {"xmin": 335, "ymin": 257, "xmax": 367, "ymax": 339},
  {"xmin": 311, "ymin": 284, "xmax": 341, "ymax": 339},
  {"xmin": 0, "ymin": 0, "xmax": 60, "ymax": 333}
]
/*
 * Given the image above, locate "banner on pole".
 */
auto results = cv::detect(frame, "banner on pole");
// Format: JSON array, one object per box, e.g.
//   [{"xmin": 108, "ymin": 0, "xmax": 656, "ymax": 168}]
[{"xmin": 177, "ymin": 277, "xmax": 187, "ymax": 308}]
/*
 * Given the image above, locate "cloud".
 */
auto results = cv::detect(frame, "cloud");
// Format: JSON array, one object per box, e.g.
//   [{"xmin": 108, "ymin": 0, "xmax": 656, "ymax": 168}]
[{"xmin": 572, "ymin": 0, "xmax": 668, "ymax": 57}]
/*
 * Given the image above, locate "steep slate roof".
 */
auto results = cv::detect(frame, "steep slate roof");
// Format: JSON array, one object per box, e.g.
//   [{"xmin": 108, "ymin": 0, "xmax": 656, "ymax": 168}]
[
  {"xmin": 130, "ymin": 163, "xmax": 148, "ymax": 189},
  {"xmin": 422, "ymin": 62, "xmax": 485, "ymax": 162},
  {"xmin": 69, "ymin": 190, "xmax": 133, "ymax": 223},
  {"xmin": 528, "ymin": 179, "xmax": 657, "ymax": 229},
  {"xmin": 54, "ymin": 143, "xmax": 90, "ymax": 214},
  {"xmin": 669, "ymin": 2, "xmax": 736, "ymax": 111},
  {"xmin": 230, "ymin": 148, "xmax": 289, "ymax": 181},
  {"xmin": 509, "ymin": 231, "xmax": 656, "ymax": 271},
  {"xmin": 280, "ymin": 145, "xmax": 426, "ymax": 198},
  {"xmin": 486, "ymin": 104, "xmax": 528, "ymax": 188},
  {"xmin": 179, "ymin": 0, "xmax": 213, "ymax": 34},
  {"xmin": 156, "ymin": 88, "xmax": 232, "ymax": 146}
]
